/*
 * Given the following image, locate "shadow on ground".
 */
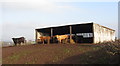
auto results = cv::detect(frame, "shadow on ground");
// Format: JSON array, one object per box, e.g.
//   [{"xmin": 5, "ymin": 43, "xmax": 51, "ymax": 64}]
[{"xmin": 45, "ymin": 48, "xmax": 119, "ymax": 64}]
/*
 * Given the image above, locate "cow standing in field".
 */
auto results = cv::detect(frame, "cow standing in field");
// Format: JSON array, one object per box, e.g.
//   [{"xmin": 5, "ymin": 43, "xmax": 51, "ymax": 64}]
[
  {"xmin": 55, "ymin": 35, "xmax": 69, "ymax": 43},
  {"xmin": 39, "ymin": 36, "xmax": 51, "ymax": 44},
  {"xmin": 12, "ymin": 37, "xmax": 26, "ymax": 46}
]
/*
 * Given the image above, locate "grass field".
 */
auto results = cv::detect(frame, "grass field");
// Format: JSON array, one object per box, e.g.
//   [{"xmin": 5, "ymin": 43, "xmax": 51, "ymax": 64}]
[{"xmin": 2, "ymin": 41, "xmax": 120, "ymax": 64}]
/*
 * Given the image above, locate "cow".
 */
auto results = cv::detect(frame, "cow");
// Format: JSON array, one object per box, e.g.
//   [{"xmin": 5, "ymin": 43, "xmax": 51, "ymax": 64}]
[
  {"xmin": 12, "ymin": 37, "xmax": 26, "ymax": 46},
  {"xmin": 55, "ymin": 35, "xmax": 69, "ymax": 43},
  {"xmin": 39, "ymin": 36, "xmax": 51, "ymax": 44},
  {"xmin": 50, "ymin": 36, "xmax": 58, "ymax": 43}
]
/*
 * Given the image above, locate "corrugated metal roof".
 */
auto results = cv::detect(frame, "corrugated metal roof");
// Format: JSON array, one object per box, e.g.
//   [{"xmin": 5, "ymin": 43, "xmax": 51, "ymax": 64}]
[
  {"xmin": 36, "ymin": 22, "xmax": 93, "ymax": 29},
  {"xmin": 35, "ymin": 22, "xmax": 115, "ymax": 31}
]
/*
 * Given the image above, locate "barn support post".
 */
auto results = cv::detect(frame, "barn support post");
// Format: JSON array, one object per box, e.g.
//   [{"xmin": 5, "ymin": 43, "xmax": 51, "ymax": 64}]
[
  {"xmin": 92, "ymin": 23, "xmax": 95, "ymax": 44},
  {"xmin": 35, "ymin": 29, "xmax": 38, "ymax": 44},
  {"xmin": 69, "ymin": 26, "xmax": 72, "ymax": 44},
  {"xmin": 51, "ymin": 28, "xmax": 53, "ymax": 37},
  {"xmin": 49, "ymin": 28, "xmax": 53, "ymax": 44}
]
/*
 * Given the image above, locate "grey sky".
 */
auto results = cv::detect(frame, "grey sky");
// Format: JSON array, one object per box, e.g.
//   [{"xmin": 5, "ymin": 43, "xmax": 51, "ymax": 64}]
[{"xmin": 0, "ymin": 0, "xmax": 119, "ymax": 42}]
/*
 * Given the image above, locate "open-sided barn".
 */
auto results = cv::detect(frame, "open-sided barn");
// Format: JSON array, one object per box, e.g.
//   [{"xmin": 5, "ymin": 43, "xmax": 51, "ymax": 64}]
[{"xmin": 35, "ymin": 22, "xmax": 115, "ymax": 44}]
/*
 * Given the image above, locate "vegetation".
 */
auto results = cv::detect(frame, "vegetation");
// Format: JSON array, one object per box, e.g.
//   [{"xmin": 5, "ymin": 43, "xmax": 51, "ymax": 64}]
[{"xmin": 2, "ymin": 40, "xmax": 120, "ymax": 64}]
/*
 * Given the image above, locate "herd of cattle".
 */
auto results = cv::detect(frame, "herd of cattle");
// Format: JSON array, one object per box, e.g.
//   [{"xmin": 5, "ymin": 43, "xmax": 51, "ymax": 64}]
[
  {"xmin": 38, "ymin": 35, "xmax": 69, "ymax": 44},
  {"xmin": 37, "ymin": 35, "xmax": 83, "ymax": 44},
  {"xmin": 12, "ymin": 35, "xmax": 83, "ymax": 45}
]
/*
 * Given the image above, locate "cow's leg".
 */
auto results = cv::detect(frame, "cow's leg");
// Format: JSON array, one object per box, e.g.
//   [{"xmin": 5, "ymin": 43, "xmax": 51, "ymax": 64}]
[
  {"xmin": 58, "ymin": 40, "xmax": 60, "ymax": 44},
  {"xmin": 23, "ymin": 42, "xmax": 25, "ymax": 45},
  {"xmin": 18, "ymin": 41, "xmax": 21, "ymax": 46},
  {"xmin": 16, "ymin": 43, "xmax": 18, "ymax": 46},
  {"xmin": 18, "ymin": 43, "xmax": 21, "ymax": 46},
  {"xmin": 62, "ymin": 39, "xmax": 65, "ymax": 44},
  {"xmin": 22, "ymin": 41, "xmax": 25, "ymax": 45},
  {"xmin": 14, "ymin": 43, "xmax": 17, "ymax": 46},
  {"xmin": 43, "ymin": 40, "xmax": 44, "ymax": 44},
  {"xmin": 47, "ymin": 39, "xmax": 50, "ymax": 44},
  {"xmin": 23, "ymin": 40, "xmax": 26, "ymax": 45},
  {"xmin": 21, "ymin": 42, "xmax": 23, "ymax": 45},
  {"xmin": 58, "ymin": 40, "xmax": 61, "ymax": 44},
  {"xmin": 59, "ymin": 38, "xmax": 61, "ymax": 44},
  {"xmin": 19, "ymin": 42, "xmax": 22, "ymax": 45},
  {"xmin": 16, "ymin": 40, "xmax": 19, "ymax": 46},
  {"xmin": 41, "ymin": 39, "xmax": 44, "ymax": 44}
]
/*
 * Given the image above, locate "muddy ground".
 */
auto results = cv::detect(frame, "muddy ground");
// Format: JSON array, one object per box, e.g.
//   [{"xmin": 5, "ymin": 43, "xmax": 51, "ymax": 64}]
[{"xmin": 2, "ymin": 43, "xmax": 120, "ymax": 64}]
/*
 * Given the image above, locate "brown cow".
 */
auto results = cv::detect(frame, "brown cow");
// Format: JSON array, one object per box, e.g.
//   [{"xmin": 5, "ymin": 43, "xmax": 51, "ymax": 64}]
[
  {"xmin": 55, "ymin": 35, "xmax": 69, "ymax": 43},
  {"xmin": 39, "ymin": 35, "xmax": 69, "ymax": 44},
  {"xmin": 39, "ymin": 36, "xmax": 51, "ymax": 44}
]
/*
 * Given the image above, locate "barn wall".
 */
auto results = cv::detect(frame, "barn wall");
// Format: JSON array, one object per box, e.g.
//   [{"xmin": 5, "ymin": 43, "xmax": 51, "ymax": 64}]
[
  {"xmin": 36, "ymin": 31, "xmax": 43, "ymax": 39},
  {"xmin": 93, "ymin": 23, "xmax": 115, "ymax": 43},
  {"xmin": 36, "ymin": 30, "xmax": 46, "ymax": 43}
]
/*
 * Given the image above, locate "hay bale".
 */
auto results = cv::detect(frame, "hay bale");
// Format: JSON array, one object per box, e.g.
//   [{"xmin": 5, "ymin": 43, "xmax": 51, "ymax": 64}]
[
  {"xmin": 70, "ymin": 39, "xmax": 75, "ymax": 44},
  {"xmin": 61, "ymin": 39, "xmax": 75, "ymax": 44}
]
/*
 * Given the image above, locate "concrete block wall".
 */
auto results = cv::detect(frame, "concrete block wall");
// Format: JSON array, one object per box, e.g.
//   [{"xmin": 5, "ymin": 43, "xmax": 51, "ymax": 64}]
[{"xmin": 93, "ymin": 23, "xmax": 115, "ymax": 43}]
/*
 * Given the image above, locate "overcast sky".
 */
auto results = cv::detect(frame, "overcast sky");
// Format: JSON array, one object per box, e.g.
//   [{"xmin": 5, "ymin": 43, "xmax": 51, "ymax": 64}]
[{"xmin": 0, "ymin": 0, "xmax": 119, "ymax": 42}]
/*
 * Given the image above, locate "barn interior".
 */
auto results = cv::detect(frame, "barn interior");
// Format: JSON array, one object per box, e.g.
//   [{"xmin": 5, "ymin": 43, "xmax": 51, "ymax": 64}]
[{"xmin": 36, "ymin": 23, "xmax": 94, "ymax": 44}]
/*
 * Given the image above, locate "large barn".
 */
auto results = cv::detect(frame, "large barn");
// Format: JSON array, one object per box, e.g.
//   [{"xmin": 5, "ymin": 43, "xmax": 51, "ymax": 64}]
[{"xmin": 35, "ymin": 22, "xmax": 115, "ymax": 44}]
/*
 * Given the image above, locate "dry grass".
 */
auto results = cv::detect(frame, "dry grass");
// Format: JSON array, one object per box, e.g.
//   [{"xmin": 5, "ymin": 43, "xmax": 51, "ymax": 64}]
[
  {"xmin": 2, "ymin": 40, "xmax": 120, "ymax": 64},
  {"xmin": 98, "ymin": 39, "xmax": 120, "ymax": 56}
]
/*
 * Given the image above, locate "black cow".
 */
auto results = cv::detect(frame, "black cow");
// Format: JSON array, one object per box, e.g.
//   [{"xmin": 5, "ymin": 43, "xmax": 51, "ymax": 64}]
[{"xmin": 12, "ymin": 37, "xmax": 26, "ymax": 46}]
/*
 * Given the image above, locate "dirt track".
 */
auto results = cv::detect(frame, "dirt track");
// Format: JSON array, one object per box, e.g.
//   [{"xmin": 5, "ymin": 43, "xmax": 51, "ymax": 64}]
[{"xmin": 2, "ymin": 43, "xmax": 119, "ymax": 64}]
